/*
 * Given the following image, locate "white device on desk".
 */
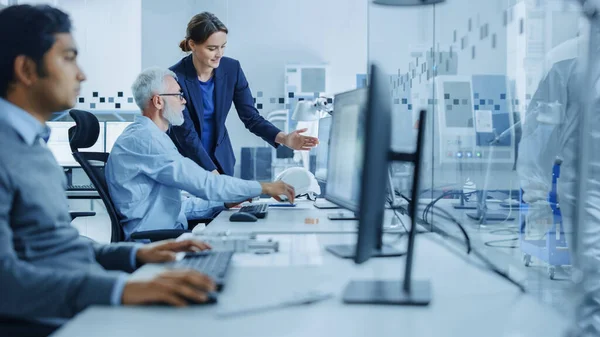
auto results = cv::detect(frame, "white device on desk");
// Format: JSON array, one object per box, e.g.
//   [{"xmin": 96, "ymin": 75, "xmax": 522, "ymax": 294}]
[
  {"xmin": 47, "ymin": 121, "xmax": 105, "ymax": 166},
  {"xmin": 181, "ymin": 232, "xmax": 280, "ymax": 253},
  {"xmin": 275, "ymin": 167, "xmax": 320, "ymax": 201}
]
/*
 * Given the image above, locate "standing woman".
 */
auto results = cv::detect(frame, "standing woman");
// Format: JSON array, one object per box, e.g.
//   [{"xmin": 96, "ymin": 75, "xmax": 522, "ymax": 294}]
[{"xmin": 169, "ymin": 12, "xmax": 318, "ymax": 176}]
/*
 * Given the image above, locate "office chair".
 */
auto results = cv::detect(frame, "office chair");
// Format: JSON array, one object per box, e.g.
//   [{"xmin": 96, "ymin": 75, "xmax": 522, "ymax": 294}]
[{"xmin": 68, "ymin": 109, "xmax": 208, "ymax": 242}]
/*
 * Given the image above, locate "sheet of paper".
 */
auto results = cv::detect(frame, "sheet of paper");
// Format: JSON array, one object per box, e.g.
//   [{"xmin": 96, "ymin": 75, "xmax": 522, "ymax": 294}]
[{"xmin": 475, "ymin": 110, "xmax": 493, "ymax": 133}]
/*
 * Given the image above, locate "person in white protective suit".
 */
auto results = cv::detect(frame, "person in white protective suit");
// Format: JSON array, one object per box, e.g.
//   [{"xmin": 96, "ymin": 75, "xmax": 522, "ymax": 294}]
[
  {"xmin": 517, "ymin": 33, "xmax": 586, "ymax": 241},
  {"xmin": 518, "ymin": 22, "xmax": 600, "ymax": 336}
]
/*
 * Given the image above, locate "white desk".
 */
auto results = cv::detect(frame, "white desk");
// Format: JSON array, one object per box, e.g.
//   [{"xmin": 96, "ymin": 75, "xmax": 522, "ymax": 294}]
[
  {"xmin": 51, "ymin": 204, "xmax": 570, "ymax": 337},
  {"xmin": 197, "ymin": 199, "xmax": 409, "ymax": 235}
]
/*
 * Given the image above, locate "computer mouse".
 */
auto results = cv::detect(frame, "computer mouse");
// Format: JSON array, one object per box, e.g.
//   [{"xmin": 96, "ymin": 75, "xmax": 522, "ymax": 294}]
[
  {"xmin": 229, "ymin": 212, "xmax": 258, "ymax": 222},
  {"xmin": 155, "ymin": 291, "xmax": 218, "ymax": 306},
  {"xmin": 187, "ymin": 291, "xmax": 218, "ymax": 305}
]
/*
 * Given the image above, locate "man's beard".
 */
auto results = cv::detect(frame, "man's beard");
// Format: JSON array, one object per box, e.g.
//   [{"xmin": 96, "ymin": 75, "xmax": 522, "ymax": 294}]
[{"xmin": 163, "ymin": 101, "xmax": 184, "ymax": 126}]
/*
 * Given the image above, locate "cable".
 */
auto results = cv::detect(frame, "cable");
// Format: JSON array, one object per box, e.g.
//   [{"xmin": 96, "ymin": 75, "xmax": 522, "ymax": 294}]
[
  {"xmin": 489, "ymin": 228, "xmax": 519, "ymax": 235},
  {"xmin": 484, "ymin": 238, "xmax": 519, "ymax": 248},
  {"xmin": 423, "ymin": 206, "xmax": 471, "ymax": 254},
  {"xmin": 386, "ymin": 196, "xmax": 409, "ymax": 234},
  {"xmin": 424, "ymin": 231, "xmax": 527, "ymax": 293},
  {"xmin": 399, "ymin": 194, "xmax": 525, "ymax": 292}
]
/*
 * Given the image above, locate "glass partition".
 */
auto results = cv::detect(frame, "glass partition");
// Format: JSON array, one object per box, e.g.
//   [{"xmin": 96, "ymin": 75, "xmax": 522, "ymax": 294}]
[{"xmin": 368, "ymin": 0, "xmax": 586, "ymax": 315}]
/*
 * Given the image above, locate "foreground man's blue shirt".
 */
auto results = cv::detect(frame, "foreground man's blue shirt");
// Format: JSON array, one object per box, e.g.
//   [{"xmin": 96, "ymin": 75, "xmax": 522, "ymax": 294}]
[
  {"xmin": 106, "ymin": 115, "xmax": 262, "ymax": 239},
  {"xmin": 0, "ymin": 98, "xmax": 138, "ymax": 323}
]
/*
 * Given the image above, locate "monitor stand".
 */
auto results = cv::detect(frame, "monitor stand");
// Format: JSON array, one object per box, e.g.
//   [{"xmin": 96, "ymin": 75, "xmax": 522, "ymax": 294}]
[
  {"xmin": 327, "ymin": 212, "xmax": 358, "ymax": 220},
  {"xmin": 465, "ymin": 193, "xmax": 515, "ymax": 222},
  {"xmin": 342, "ymin": 280, "xmax": 431, "ymax": 305},
  {"xmin": 452, "ymin": 192, "xmax": 477, "ymax": 210},
  {"xmin": 466, "ymin": 211, "xmax": 515, "ymax": 222},
  {"xmin": 325, "ymin": 244, "xmax": 405, "ymax": 259},
  {"xmin": 313, "ymin": 199, "xmax": 340, "ymax": 209}
]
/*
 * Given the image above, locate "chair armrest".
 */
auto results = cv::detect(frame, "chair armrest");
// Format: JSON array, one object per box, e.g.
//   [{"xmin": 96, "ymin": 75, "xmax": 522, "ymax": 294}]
[
  {"xmin": 130, "ymin": 229, "xmax": 191, "ymax": 242},
  {"xmin": 69, "ymin": 211, "xmax": 96, "ymax": 221}
]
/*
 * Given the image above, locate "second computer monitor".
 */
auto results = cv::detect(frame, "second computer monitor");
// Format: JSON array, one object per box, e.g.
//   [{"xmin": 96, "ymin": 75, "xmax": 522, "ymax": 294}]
[
  {"xmin": 324, "ymin": 88, "xmax": 367, "ymax": 212},
  {"xmin": 314, "ymin": 115, "xmax": 332, "ymax": 183}
]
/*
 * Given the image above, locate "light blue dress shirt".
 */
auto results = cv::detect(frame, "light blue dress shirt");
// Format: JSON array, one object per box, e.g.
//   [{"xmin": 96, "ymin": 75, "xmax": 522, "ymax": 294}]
[
  {"xmin": 0, "ymin": 98, "xmax": 136, "ymax": 315},
  {"xmin": 105, "ymin": 115, "xmax": 262, "ymax": 239}
]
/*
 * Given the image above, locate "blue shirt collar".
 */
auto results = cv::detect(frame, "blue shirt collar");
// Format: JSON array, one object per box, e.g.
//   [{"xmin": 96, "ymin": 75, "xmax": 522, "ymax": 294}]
[
  {"xmin": 0, "ymin": 98, "xmax": 51, "ymax": 145},
  {"xmin": 134, "ymin": 115, "xmax": 170, "ymax": 133}
]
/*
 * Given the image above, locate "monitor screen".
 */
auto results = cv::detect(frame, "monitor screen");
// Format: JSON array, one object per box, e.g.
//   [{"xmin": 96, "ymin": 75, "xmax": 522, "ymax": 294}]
[
  {"xmin": 47, "ymin": 121, "xmax": 105, "ymax": 166},
  {"xmin": 106, "ymin": 122, "xmax": 133, "ymax": 152},
  {"xmin": 324, "ymin": 88, "xmax": 367, "ymax": 212},
  {"xmin": 314, "ymin": 115, "xmax": 332, "ymax": 182}
]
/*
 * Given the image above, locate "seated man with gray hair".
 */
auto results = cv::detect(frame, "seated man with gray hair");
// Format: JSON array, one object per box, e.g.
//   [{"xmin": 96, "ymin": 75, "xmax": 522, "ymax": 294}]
[{"xmin": 106, "ymin": 67, "xmax": 294, "ymax": 239}]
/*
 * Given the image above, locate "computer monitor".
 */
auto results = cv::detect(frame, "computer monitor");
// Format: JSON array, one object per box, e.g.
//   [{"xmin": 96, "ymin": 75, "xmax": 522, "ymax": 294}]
[
  {"xmin": 105, "ymin": 122, "xmax": 132, "ymax": 152},
  {"xmin": 324, "ymin": 88, "xmax": 366, "ymax": 212},
  {"xmin": 314, "ymin": 115, "xmax": 332, "ymax": 183},
  {"xmin": 47, "ymin": 121, "xmax": 105, "ymax": 166},
  {"xmin": 324, "ymin": 86, "xmax": 404, "ymax": 259},
  {"xmin": 342, "ymin": 63, "xmax": 431, "ymax": 306}
]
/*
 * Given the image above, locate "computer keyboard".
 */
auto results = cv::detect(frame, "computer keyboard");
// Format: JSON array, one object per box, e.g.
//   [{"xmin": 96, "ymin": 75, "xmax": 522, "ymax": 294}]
[
  {"xmin": 238, "ymin": 203, "xmax": 268, "ymax": 219},
  {"xmin": 173, "ymin": 251, "xmax": 234, "ymax": 291},
  {"xmin": 67, "ymin": 184, "xmax": 96, "ymax": 191}
]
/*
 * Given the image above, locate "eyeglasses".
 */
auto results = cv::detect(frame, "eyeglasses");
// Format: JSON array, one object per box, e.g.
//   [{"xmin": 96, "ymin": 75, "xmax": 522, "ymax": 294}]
[{"xmin": 157, "ymin": 92, "xmax": 185, "ymax": 101}]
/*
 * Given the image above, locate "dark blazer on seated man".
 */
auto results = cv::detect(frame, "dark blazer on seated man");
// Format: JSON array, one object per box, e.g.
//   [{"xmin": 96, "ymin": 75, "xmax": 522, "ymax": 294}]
[{"xmin": 168, "ymin": 55, "xmax": 282, "ymax": 176}]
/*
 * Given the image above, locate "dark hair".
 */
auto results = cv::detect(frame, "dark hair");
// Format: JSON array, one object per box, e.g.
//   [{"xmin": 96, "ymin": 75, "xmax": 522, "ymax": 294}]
[
  {"xmin": 179, "ymin": 12, "xmax": 228, "ymax": 52},
  {"xmin": 0, "ymin": 5, "xmax": 71, "ymax": 97}
]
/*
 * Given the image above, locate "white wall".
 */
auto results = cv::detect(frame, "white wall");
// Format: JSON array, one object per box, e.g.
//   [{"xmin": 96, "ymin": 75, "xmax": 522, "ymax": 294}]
[
  {"xmin": 19, "ymin": 0, "xmax": 142, "ymax": 112},
  {"xmin": 142, "ymin": 0, "xmax": 368, "ymax": 176}
]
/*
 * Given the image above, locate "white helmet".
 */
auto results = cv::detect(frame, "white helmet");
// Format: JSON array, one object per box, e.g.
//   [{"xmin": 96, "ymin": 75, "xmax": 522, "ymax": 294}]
[{"xmin": 275, "ymin": 167, "xmax": 321, "ymax": 201}]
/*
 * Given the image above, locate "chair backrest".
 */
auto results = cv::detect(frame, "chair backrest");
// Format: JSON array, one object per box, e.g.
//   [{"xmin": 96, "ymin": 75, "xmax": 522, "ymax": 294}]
[{"xmin": 68, "ymin": 109, "xmax": 125, "ymax": 242}]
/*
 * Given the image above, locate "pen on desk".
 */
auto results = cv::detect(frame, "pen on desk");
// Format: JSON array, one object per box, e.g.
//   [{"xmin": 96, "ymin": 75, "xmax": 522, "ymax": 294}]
[{"xmin": 215, "ymin": 291, "xmax": 334, "ymax": 318}]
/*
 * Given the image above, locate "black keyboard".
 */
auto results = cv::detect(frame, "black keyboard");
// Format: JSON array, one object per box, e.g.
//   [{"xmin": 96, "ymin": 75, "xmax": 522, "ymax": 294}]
[
  {"xmin": 238, "ymin": 203, "xmax": 268, "ymax": 218},
  {"xmin": 173, "ymin": 251, "xmax": 234, "ymax": 291},
  {"xmin": 67, "ymin": 184, "xmax": 95, "ymax": 191}
]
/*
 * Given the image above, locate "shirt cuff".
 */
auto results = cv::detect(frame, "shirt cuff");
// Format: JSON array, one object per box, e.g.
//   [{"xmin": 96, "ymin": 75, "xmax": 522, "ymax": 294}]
[
  {"xmin": 110, "ymin": 273, "xmax": 129, "ymax": 306},
  {"xmin": 249, "ymin": 181, "xmax": 262, "ymax": 196},
  {"xmin": 130, "ymin": 245, "xmax": 141, "ymax": 269}
]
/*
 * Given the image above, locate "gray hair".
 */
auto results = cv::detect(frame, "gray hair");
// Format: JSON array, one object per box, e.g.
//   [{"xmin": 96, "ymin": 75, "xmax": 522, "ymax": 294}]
[{"xmin": 131, "ymin": 67, "xmax": 177, "ymax": 111}]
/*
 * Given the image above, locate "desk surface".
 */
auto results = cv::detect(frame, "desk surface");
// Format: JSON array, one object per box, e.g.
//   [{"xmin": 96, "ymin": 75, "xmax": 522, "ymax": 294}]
[
  {"xmin": 52, "ymin": 228, "xmax": 570, "ymax": 337},
  {"xmin": 196, "ymin": 199, "xmax": 408, "ymax": 235}
]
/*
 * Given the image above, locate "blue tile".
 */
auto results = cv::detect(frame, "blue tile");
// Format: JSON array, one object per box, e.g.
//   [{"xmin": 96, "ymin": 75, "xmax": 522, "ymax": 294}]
[
  {"xmin": 447, "ymin": 105, "xmax": 453, "ymax": 111},
  {"xmin": 480, "ymin": 99, "xmax": 485, "ymax": 105},
  {"xmin": 487, "ymin": 99, "xmax": 493, "ymax": 105},
  {"xmin": 444, "ymin": 93, "xmax": 450, "ymax": 99},
  {"xmin": 402, "ymin": 98, "xmax": 408, "ymax": 104},
  {"xmin": 408, "ymin": 104, "xmax": 412, "ymax": 110},
  {"xmin": 474, "ymin": 93, "xmax": 479, "ymax": 99},
  {"xmin": 270, "ymin": 98, "xmax": 276, "ymax": 104},
  {"xmin": 474, "ymin": 105, "xmax": 479, "ymax": 110},
  {"xmin": 500, "ymin": 93, "xmax": 506, "ymax": 99},
  {"xmin": 494, "ymin": 105, "xmax": 500, "ymax": 111},
  {"xmin": 279, "ymin": 97, "xmax": 285, "ymax": 104},
  {"xmin": 453, "ymin": 99, "xmax": 459, "ymax": 105},
  {"xmin": 108, "ymin": 97, "xmax": 114, "ymax": 103},
  {"xmin": 90, "ymin": 103, "xmax": 96, "ymax": 109},
  {"xmin": 394, "ymin": 99, "xmax": 400, "ymax": 104},
  {"xmin": 257, "ymin": 91, "xmax": 263, "ymax": 97},
  {"xmin": 128, "ymin": 97, "xmax": 134, "ymax": 103}
]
